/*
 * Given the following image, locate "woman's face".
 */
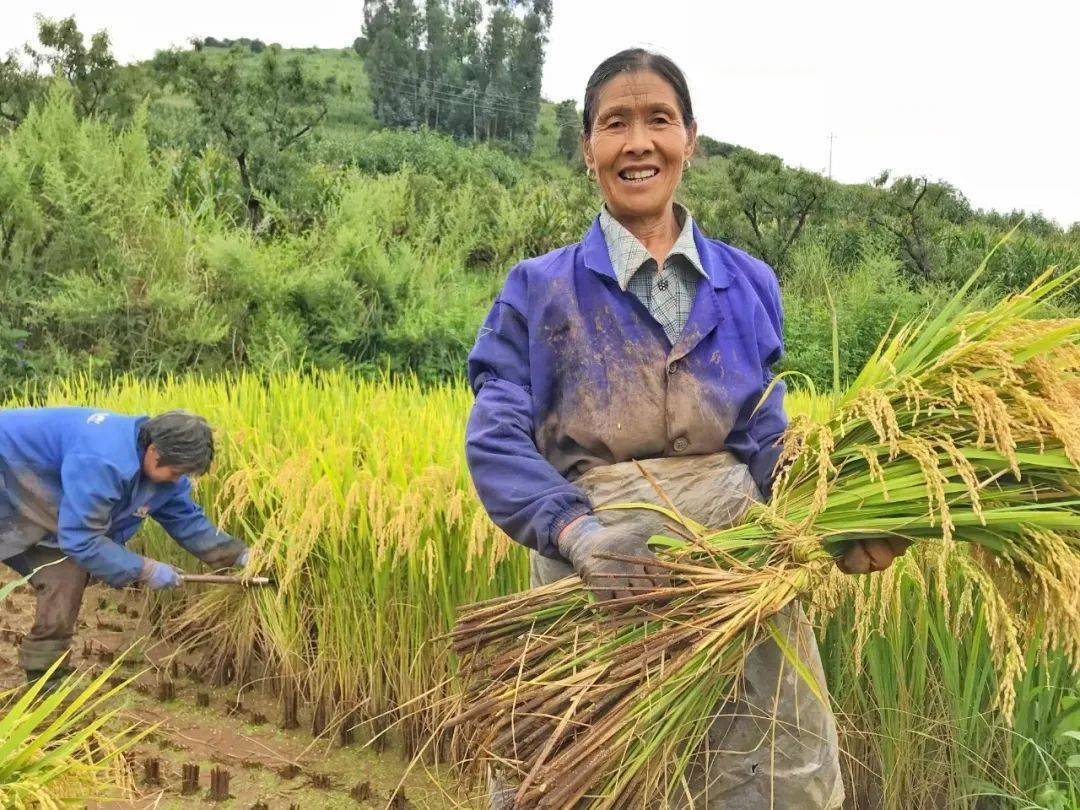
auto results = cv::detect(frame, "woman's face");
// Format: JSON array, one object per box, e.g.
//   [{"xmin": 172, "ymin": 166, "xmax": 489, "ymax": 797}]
[{"xmin": 583, "ymin": 70, "xmax": 697, "ymax": 223}]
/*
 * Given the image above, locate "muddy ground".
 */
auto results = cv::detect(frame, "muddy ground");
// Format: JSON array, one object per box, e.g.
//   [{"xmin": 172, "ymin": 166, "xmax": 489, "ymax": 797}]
[{"xmin": 0, "ymin": 570, "xmax": 482, "ymax": 809}]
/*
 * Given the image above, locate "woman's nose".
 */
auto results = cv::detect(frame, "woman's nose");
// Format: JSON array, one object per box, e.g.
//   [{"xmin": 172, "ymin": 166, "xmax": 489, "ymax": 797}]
[{"xmin": 622, "ymin": 120, "xmax": 653, "ymax": 154}]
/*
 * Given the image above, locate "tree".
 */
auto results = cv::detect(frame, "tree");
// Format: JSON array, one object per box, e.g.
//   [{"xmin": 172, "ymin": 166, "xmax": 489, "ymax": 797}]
[
  {"xmin": 480, "ymin": 2, "xmax": 515, "ymax": 140},
  {"xmin": 446, "ymin": 0, "xmax": 483, "ymax": 139},
  {"xmin": 363, "ymin": 0, "xmax": 424, "ymax": 128},
  {"xmin": 449, "ymin": 0, "xmax": 483, "ymax": 80},
  {"xmin": 0, "ymin": 55, "xmax": 39, "ymax": 126},
  {"xmin": 554, "ymin": 99, "xmax": 579, "ymax": 163},
  {"xmin": 153, "ymin": 44, "xmax": 332, "ymax": 229},
  {"xmin": 869, "ymin": 173, "xmax": 970, "ymax": 279},
  {"xmin": 361, "ymin": 0, "xmax": 551, "ymax": 146},
  {"xmin": 723, "ymin": 152, "xmax": 826, "ymax": 271},
  {"xmin": 422, "ymin": 0, "xmax": 452, "ymax": 129},
  {"xmin": 0, "ymin": 16, "xmax": 138, "ymax": 128},
  {"xmin": 506, "ymin": 0, "xmax": 551, "ymax": 151},
  {"xmin": 28, "ymin": 16, "xmax": 124, "ymax": 119}
]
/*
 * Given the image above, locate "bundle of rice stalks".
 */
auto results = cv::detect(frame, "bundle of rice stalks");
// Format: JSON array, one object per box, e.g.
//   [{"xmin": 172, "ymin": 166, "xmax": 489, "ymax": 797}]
[{"xmin": 445, "ymin": 260, "xmax": 1080, "ymax": 808}]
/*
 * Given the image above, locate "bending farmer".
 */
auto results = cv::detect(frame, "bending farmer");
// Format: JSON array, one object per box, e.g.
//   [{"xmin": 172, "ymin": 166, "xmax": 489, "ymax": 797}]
[
  {"xmin": 465, "ymin": 49, "xmax": 908, "ymax": 808},
  {"xmin": 0, "ymin": 408, "xmax": 249, "ymax": 685}
]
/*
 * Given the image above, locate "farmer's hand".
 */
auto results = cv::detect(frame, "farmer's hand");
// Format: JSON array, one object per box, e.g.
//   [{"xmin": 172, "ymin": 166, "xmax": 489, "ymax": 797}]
[
  {"xmin": 234, "ymin": 546, "xmax": 251, "ymax": 569},
  {"xmin": 557, "ymin": 516, "xmax": 667, "ymax": 604},
  {"xmin": 138, "ymin": 558, "xmax": 183, "ymax": 590},
  {"xmin": 836, "ymin": 537, "xmax": 912, "ymax": 575}
]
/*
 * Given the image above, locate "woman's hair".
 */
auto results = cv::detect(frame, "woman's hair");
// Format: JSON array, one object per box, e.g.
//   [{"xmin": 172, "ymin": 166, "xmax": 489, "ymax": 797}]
[
  {"xmin": 139, "ymin": 410, "xmax": 215, "ymax": 475},
  {"xmin": 582, "ymin": 48, "xmax": 694, "ymax": 135}
]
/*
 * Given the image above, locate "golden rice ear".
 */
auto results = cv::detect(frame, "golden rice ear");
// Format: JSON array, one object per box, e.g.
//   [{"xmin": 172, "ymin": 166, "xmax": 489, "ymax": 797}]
[
  {"xmin": 809, "ymin": 426, "xmax": 837, "ymax": 519},
  {"xmin": 898, "ymin": 436, "xmax": 954, "ymax": 540},
  {"xmin": 938, "ymin": 434, "xmax": 984, "ymax": 522}
]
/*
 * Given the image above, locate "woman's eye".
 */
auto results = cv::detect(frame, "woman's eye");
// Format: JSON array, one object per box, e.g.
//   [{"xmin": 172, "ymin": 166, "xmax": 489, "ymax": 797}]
[{"xmin": 651, "ymin": 116, "xmax": 671, "ymax": 125}]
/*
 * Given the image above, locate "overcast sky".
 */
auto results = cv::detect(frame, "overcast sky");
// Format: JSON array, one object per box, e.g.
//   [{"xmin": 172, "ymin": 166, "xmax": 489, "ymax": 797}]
[{"xmin": 3, "ymin": 0, "xmax": 1077, "ymax": 226}]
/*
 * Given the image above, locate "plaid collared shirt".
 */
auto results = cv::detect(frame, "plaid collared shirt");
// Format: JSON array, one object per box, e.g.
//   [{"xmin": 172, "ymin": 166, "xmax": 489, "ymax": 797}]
[{"xmin": 598, "ymin": 203, "xmax": 706, "ymax": 345}]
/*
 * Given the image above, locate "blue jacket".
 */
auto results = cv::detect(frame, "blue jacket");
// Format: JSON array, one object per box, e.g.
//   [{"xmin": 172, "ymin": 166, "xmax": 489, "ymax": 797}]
[
  {"xmin": 466, "ymin": 217, "xmax": 787, "ymax": 559},
  {"xmin": 0, "ymin": 407, "xmax": 243, "ymax": 586}
]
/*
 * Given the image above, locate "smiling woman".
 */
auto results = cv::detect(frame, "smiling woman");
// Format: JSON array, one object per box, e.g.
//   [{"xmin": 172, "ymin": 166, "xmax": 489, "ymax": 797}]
[
  {"xmin": 582, "ymin": 51, "xmax": 697, "ymax": 243},
  {"xmin": 464, "ymin": 48, "xmax": 854, "ymax": 807}
]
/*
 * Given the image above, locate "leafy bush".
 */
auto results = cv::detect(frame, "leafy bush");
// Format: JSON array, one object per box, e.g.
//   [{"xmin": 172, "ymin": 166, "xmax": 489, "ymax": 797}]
[
  {"xmin": 779, "ymin": 240, "xmax": 941, "ymax": 390},
  {"xmin": 313, "ymin": 127, "xmax": 525, "ymax": 187}
]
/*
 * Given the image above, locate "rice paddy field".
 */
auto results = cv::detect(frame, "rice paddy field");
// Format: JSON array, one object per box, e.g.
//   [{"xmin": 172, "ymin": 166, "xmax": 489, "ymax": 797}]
[{"xmin": 3, "ymin": 371, "xmax": 1076, "ymax": 808}]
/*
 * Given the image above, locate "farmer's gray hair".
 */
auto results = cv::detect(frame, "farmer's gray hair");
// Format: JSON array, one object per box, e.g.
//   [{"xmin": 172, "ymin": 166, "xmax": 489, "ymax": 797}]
[{"xmin": 138, "ymin": 410, "xmax": 215, "ymax": 475}]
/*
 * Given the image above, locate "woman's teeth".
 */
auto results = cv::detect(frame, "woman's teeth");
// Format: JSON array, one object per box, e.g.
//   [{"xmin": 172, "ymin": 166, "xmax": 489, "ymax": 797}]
[{"xmin": 620, "ymin": 168, "xmax": 659, "ymax": 182}]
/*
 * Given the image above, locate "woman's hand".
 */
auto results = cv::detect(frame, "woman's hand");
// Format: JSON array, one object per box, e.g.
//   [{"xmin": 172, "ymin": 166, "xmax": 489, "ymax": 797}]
[
  {"xmin": 138, "ymin": 558, "xmax": 183, "ymax": 589},
  {"xmin": 835, "ymin": 537, "xmax": 912, "ymax": 575},
  {"xmin": 558, "ymin": 516, "xmax": 668, "ymax": 604}
]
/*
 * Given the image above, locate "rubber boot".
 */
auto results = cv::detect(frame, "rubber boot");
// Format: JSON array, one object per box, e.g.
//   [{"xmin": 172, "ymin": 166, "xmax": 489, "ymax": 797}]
[{"xmin": 24, "ymin": 665, "xmax": 73, "ymax": 696}]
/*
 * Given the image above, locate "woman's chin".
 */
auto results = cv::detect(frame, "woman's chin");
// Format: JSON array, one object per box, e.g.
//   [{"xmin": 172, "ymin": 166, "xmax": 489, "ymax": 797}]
[{"xmin": 608, "ymin": 194, "xmax": 673, "ymax": 222}]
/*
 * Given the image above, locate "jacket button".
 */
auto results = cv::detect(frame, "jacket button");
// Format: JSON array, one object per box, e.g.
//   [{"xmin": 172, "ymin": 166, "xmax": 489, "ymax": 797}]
[
  {"xmin": 667, "ymin": 360, "xmax": 679, "ymax": 375},
  {"xmin": 673, "ymin": 437, "xmax": 689, "ymax": 453}
]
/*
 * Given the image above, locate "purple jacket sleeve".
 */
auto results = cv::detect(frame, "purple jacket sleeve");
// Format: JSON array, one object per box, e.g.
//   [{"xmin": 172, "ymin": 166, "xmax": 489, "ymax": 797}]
[
  {"xmin": 724, "ymin": 269, "xmax": 789, "ymax": 500},
  {"xmin": 466, "ymin": 286, "xmax": 591, "ymax": 559}
]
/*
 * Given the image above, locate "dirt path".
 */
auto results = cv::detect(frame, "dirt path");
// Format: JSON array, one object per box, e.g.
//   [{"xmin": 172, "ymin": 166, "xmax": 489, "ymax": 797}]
[{"xmin": 1, "ymin": 571, "xmax": 481, "ymax": 809}]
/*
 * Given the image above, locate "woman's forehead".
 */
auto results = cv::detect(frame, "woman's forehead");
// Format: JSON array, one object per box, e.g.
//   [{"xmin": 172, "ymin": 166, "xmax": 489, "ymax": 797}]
[{"xmin": 594, "ymin": 71, "xmax": 679, "ymax": 112}]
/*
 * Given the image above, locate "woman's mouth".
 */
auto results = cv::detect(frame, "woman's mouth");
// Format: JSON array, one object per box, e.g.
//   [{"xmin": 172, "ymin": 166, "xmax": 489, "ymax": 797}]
[{"xmin": 618, "ymin": 167, "xmax": 659, "ymax": 183}]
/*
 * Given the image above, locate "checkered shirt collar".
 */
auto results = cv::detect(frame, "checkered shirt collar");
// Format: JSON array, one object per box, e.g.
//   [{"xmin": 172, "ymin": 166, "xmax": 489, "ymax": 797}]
[{"xmin": 598, "ymin": 203, "xmax": 705, "ymax": 291}]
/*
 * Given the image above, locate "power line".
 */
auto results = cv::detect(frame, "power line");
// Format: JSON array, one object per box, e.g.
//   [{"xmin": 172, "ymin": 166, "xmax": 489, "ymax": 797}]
[
  {"xmin": 368, "ymin": 71, "xmax": 535, "ymax": 118},
  {"xmin": 365, "ymin": 65, "xmax": 528, "ymax": 108},
  {"xmin": 371, "ymin": 78, "xmax": 531, "ymax": 121},
  {"xmin": 368, "ymin": 71, "xmax": 522, "ymax": 110},
  {"xmin": 368, "ymin": 69, "xmax": 525, "ymax": 106}
]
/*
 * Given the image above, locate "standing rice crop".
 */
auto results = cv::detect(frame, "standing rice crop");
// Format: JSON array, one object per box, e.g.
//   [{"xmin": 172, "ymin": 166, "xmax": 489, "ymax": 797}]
[
  {"xmin": 818, "ymin": 553, "xmax": 1080, "ymax": 808},
  {"xmin": 446, "ymin": 262, "xmax": 1080, "ymax": 808},
  {"xmin": 18, "ymin": 372, "xmax": 527, "ymax": 751}
]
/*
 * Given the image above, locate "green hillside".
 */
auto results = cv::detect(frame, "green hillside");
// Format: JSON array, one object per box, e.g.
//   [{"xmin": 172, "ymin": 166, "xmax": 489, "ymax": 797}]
[
  {"xmin": 144, "ymin": 44, "xmax": 573, "ymax": 162},
  {"xmin": 1, "ymin": 36, "xmax": 1077, "ymax": 393}
]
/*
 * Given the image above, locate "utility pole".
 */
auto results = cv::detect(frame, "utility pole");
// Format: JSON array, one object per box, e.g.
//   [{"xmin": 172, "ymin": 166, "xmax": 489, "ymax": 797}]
[{"xmin": 826, "ymin": 132, "xmax": 837, "ymax": 179}]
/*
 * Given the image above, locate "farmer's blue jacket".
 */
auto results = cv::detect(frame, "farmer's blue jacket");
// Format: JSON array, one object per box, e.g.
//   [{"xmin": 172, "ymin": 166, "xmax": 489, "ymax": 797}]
[
  {"xmin": 466, "ymin": 217, "xmax": 787, "ymax": 560},
  {"xmin": 0, "ymin": 407, "xmax": 244, "ymax": 586}
]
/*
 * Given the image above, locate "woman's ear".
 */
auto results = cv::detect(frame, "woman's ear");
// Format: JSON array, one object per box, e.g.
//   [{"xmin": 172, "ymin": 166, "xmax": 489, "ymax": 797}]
[
  {"xmin": 581, "ymin": 134, "xmax": 594, "ymax": 174},
  {"xmin": 685, "ymin": 120, "xmax": 698, "ymax": 162}
]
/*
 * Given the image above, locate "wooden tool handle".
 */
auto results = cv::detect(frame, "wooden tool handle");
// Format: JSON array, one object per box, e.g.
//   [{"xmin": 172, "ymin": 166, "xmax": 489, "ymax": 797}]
[{"xmin": 180, "ymin": 574, "xmax": 272, "ymax": 586}]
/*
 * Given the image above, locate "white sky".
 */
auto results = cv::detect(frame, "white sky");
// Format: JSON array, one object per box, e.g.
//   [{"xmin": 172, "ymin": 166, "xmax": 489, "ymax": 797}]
[{"xmin": 3, "ymin": 0, "xmax": 1077, "ymax": 226}]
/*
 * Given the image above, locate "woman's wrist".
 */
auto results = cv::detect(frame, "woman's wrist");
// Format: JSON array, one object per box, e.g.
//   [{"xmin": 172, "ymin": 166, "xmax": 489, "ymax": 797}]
[{"xmin": 558, "ymin": 514, "xmax": 590, "ymax": 545}]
